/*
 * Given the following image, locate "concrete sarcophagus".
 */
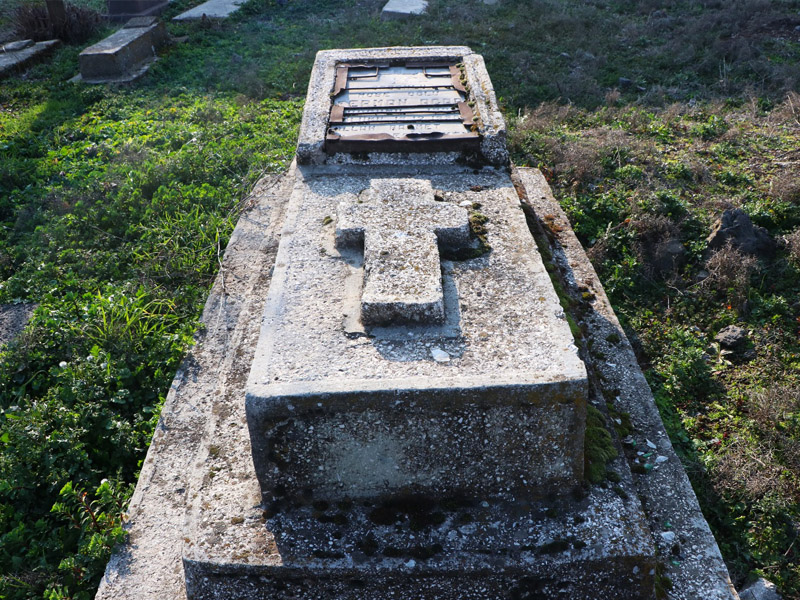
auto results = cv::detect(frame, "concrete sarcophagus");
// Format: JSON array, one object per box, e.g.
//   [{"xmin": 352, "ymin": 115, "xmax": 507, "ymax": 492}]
[{"xmin": 183, "ymin": 47, "xmax": 657, "ymax": 600}]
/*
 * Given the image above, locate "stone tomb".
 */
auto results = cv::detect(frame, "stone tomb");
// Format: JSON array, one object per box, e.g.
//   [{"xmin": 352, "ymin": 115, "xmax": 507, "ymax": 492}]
[
  {"xmin": 183, "ymin": 47, "xmax": 655, "ymax": 599},
  {"xmin": 78, "ymin": 16, "xmax": 166, "ymax": 83}
]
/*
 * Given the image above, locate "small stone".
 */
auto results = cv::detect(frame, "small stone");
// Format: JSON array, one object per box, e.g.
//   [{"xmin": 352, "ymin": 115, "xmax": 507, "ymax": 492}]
[
  {"xmin": 404, "ymin": 559, "xmax": 416, "ymax": 568},
  {"xmin": 618, "ymin": 77, "xmax": 633, "ymax": 88},
  {"xmin": 739, "ymin": 578, "xmax": 782, "ymax": 600},
  {"xmin": 660, "ymin": 531, "xmax": 676, "ymax": 544},
  {"xmin": 645, "ymin": 439, "xmax": 657, "ymax": 449},
  {"xmin": 706, "ymin": 208, "xmax": 775, "ymax": 258},
  {"xmin": 655, "ymin": 455, "xmax": 668, "ymax": 464},
  {"xmin": 431, "ymin": 347, "xmax": 450, "ymax": 363},
  {"xmin": 714, "ymin": 325, "xmax": 748, "ymax": 350}
]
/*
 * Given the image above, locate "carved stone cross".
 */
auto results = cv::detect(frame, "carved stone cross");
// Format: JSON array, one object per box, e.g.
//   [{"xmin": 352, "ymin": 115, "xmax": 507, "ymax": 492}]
[{"xmin": 335, "ymin": 178, "xmax": 471, "ymax": 325}]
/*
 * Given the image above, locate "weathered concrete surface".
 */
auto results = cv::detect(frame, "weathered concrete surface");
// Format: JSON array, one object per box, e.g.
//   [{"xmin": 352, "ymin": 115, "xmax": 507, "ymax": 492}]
[
  {"xmin": 94, "ymin": 174, "xmax": 292, "ymax": 600},
  {"xmin": 515, "ymin": 167, "xmax": 740, "ymax": 600},
  {"xmin": 296, "ymin": 47, "xmax": 508, "ymax": 166},
  {"xmin": 381, "ymin": 0, "xmax": 428, "ymax": 19},
  {"xmin": 172, "ymin": 0, "xmax": 246, "ymax": 21},
  {"xmin": 245, "ymin": 164, "xmax": 587, "ymax": 503},
  {"xmin": 185, "ymin": 486, "xmax": 655, "ymax": 598},
  {"xmin": 0, "ymin": 39, "xmax": 59, "ymax": 78},
  {"xmin": 78, "ymin": 18, "xmax": 166, "ymax": 83},
  {"xmin": 188, "ymin": 370, "xmax": 653, "ymax": 599},
  {"xmin": 185, "ymin": 164, "xmax": 653, "ymax": 600}
]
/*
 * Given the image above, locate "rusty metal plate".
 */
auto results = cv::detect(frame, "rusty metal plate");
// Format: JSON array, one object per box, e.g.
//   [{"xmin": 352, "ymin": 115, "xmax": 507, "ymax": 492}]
[{"xmin": 325, "ymin": 62, "xmax": 479, "ymax": 154}]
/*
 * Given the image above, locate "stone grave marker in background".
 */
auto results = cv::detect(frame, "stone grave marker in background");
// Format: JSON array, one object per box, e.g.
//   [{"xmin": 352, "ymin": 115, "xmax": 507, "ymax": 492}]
[
  {"xmin": 182, "ymin": 46, "xmax": 657, "ymax": 599},
  {"xmin": 381, "ymin": 0, "xmax": 428, "ymax": 20},
  {"xmin": 107, "ymin": 0, "xmax": 168, "ymax": 22},
  {"xmin": 77, "ymin": 16, "xmax": 166, "ymax": 83},
  {"xmin": 0, "ymin": 39, "xmax": 60, "ymax": 79},
  {"xmin": 172, "ymin": 0, "xmax": 247, "ymax": 21}
]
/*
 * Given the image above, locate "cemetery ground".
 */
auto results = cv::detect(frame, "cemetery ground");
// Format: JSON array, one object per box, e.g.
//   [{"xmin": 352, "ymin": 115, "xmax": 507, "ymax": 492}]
[{"xmin": 0, "ymin": 0, "xmax": 799, "ymax": 597}]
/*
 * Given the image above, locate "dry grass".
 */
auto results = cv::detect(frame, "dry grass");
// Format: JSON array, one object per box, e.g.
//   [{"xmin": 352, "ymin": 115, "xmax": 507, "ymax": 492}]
[
  {"xmin": 630, "ymin": 214, "xmax": 685, "ymax": 277},
  {"xmin": 714, "ymin": 437, "xmax": 794, "ymax": 501},
  {"xmin": 747, "ymin": 385, "xmax": 800, "ymax": 496},
  {"xmin": 703, "ymin": 240, "xmax": 758, "ymax": 310},
  {"xmin": 771, "ymin": 170, "xmax": 800, "ymax": 205},
  {"xmin": 786, "ymin": 228, "xmax": 800, "ymax": 267},
  {"xmin": 9, "ymin": 1, "xmax": 100, "ymax": 44}
]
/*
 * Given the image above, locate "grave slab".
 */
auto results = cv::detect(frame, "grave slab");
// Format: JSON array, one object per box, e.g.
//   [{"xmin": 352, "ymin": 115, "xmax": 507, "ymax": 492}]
[
  {"xmin": 107, "ymin": 0, "xmax": 168, "ymax": 21},
  {"xmin": 381, "ymin": 0, "xmax": 428, "ymax": 19},
  {"xmin": 78, "ymin": 18, "xmax": 167, "ymax": 83},
  {"xmin": 0, "ymin": 39, "xmax": 60, "ymax": 79},
  {"xmin": 93, "ymin": 162, "xmax": 740, "ymax": 599},
  {"xmin": 172, "ymin": 0, "xmax": 246, "ymax": 21}
]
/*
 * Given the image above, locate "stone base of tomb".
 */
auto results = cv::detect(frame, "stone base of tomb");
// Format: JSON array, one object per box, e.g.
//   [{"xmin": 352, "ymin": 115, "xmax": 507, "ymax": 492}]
[{"xmin": 184, "ymin": 489, "xmax": 655, "ymax": 600}]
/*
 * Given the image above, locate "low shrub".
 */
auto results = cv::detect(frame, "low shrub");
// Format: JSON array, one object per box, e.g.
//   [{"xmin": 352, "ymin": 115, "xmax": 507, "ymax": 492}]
[{"xmin": 10, "ymin": 1, "xmax": 100, "ymax": 44}]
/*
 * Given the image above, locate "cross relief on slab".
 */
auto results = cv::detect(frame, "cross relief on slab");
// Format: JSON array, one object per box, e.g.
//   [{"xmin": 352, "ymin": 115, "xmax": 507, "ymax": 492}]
[{"xmin": 335, "ymin": 179, "xmax": 471, "ymax": 326}]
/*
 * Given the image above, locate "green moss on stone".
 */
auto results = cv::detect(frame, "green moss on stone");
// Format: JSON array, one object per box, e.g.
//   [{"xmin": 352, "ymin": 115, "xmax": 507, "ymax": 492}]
[{"xmin": 584, "ymin": 405, "xmax": 619, "ymax": 484}]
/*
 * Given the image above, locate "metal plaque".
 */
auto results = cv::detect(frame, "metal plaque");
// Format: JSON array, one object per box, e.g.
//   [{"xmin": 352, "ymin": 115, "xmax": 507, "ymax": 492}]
[{"xmin": 325, "ymin": 62, "xmax": 480, "ymax": 154}]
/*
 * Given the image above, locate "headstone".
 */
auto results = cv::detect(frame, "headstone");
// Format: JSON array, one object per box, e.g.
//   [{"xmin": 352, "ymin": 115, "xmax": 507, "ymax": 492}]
[
  {"xmin": 182, "ymin": 46, "xmax": 656, "ymax": 599},
  {"xmin": 77, "ymin": 17, "xmax": 166, "ymax": 83},
  {"xmin": 381, "ymin": 0, "xmax": 428, "ymax": 19}
]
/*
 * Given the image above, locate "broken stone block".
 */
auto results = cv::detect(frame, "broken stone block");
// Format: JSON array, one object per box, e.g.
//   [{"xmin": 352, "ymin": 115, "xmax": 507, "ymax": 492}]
[
  {"xmin": 0, "ymin": 39, "xmax": 60, "ymax": 79},
  {"xmin": 714, "ymin": 324, "xmax": 748, "ymax": 350},
  {"xmin": 78, "ymin": 18, "xmax": 166, "ymax": 83},
  {"xmin": 2, "ymin": 40, "xmax": 34, "ymax": 52}
]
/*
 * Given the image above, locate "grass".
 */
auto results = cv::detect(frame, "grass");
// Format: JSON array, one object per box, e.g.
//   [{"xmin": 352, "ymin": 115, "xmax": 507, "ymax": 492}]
[
  {"xmin": 0, "ymin": 0, "xmax": 799, "ymax": 598},
  {"xmin": 509, "ymin": 98, "xmax": 800, "ymax": 595}
]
